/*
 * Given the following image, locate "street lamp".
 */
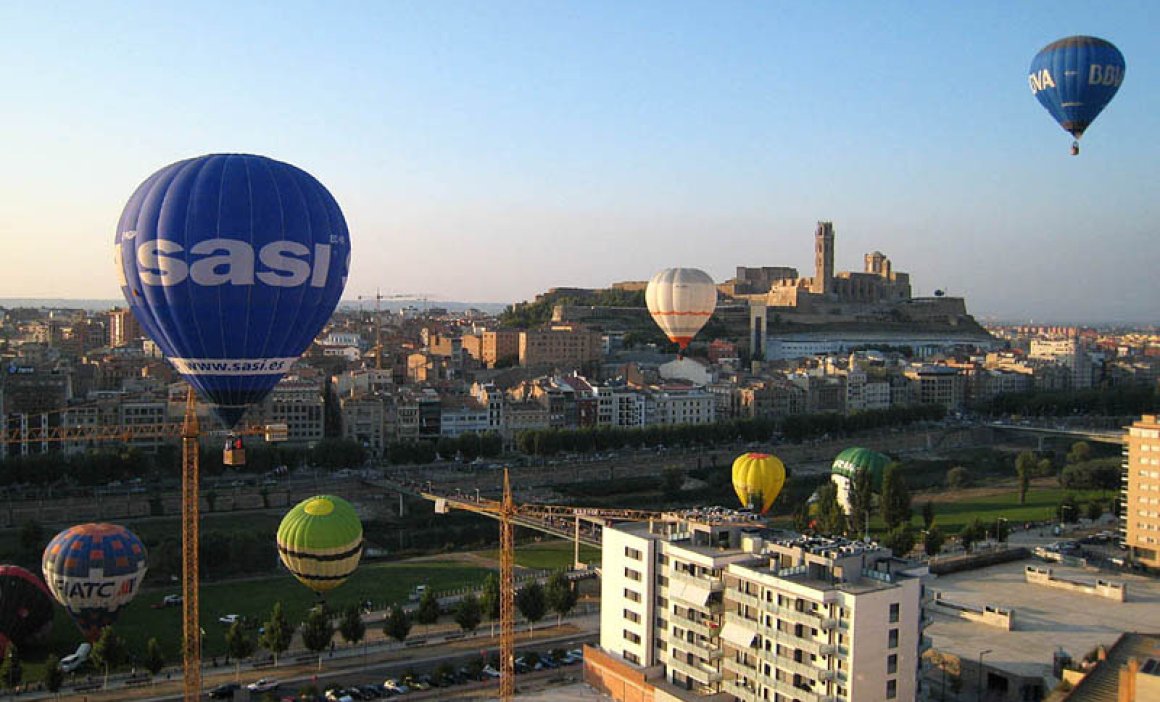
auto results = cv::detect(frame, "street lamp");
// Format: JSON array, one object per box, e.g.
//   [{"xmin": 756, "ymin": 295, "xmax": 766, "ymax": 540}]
[{"xmin": 977, "ymin": 649, "xmax": 992, "ymax": 702}]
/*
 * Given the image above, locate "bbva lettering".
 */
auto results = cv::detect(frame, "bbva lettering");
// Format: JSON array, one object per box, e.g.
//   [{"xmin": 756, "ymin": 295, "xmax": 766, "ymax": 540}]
[
  {"xmin": 1089, "ymin": 64, "xmax": 1124, "ymax": 87},
  {"xmin": 129, "ymin": 238, "xmax": 340, "ymax": 288},
  {"xmin": 1028, "ymin": 68, "xmax": 1056, "ymax": 95}
]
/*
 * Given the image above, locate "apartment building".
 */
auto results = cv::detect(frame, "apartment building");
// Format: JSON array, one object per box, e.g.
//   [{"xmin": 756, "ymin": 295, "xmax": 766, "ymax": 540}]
[
  {"xmin": 595, "ymin": 513, "xmax": 925, "ymax": 702},
  {"xmin": 1123, "ymin": 415, "xmax": 1160, "ymax": 568}
]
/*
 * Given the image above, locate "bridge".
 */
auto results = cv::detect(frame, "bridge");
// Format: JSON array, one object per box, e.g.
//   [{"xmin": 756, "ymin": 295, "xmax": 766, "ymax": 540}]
[
  {"xmin": 370, "ymin": 478, "xmax": 666, "ymax": 564},
  {"xmin": 987, "ymin": 422, "xmax": 1125, "ymax": 447}
]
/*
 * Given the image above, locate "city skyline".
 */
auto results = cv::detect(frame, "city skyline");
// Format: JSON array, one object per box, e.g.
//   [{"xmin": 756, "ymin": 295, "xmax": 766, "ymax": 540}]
[{"xmin": 1, "ymin": 2, "xmax": 1157, "ymax": 322}]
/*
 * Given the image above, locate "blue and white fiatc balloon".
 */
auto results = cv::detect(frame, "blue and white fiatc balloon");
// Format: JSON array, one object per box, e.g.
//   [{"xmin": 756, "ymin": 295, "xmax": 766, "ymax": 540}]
[
  {"xmin": 1028, "ymin": 36, "xmax": 1125, "ymax": 154},
  {"xmin": 115, "ymin": 154, "xmax": 351, "ymax": 427}
]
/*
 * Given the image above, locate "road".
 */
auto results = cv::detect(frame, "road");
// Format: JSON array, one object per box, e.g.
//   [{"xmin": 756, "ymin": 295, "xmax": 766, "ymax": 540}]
[{"xmin": 48, "ymin": 616, "xmax": 600, "ymax": 701}]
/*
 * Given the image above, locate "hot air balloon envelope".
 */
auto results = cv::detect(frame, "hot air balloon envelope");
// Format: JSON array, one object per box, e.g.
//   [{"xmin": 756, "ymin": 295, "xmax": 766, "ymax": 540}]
[
  {"xmin": 731, "ymin": 453, "xmax": 786, "ymax": 514},
  {"xmin": 42, "ymin": 524, "xmax": 147, "ymax": 641},
  {"xmin": 830, "ymin": 447, "xmax": 889, "ymax": 512},
  {"xmin": 115, "ymin": 154, "xmax": 352, "ymax": 428},
  {"xmin": 1029, "ymin": 36, "xmax": 1125, "ymax": 143},
  {"xmin": 0, "ymin": 565, "xmax": 55, "ymax": 657},
  {"xmin": 277, "ymin": 495, "xmax": 363, "ymax": 593},
  {"xmin": 645, "ymin": 268, "xmax": 717, "ymax": 351}
]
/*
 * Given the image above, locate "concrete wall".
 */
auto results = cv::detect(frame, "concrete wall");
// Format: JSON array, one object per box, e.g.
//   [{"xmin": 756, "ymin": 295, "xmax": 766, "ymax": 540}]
[
  {"xmin": 1023, "ymin": 566, "xmax": 1127, "ymax": 602},
  {"xmin": 929, "ymin": 592, "xmax": 1014, "ymax": 630}
]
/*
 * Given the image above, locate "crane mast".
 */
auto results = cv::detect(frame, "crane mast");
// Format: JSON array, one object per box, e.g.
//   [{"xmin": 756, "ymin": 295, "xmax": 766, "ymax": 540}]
[
  {"xmin": 499, "ymin": 469, "xmax": 515, "ymax": 701},
  {"xmin": 181, "ymin": 387, "xmax": 201, "ymax": 701}
]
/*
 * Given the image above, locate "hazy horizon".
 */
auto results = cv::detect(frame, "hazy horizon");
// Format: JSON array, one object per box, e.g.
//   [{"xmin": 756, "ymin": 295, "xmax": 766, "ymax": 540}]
[{"xmin": 2, "ymin": 2, "xmax": 1157, "ymax": 323}]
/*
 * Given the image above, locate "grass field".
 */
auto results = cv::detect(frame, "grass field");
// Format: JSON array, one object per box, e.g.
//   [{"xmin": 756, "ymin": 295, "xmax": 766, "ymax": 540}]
[
  {"xmin": 480, "ymin": 538, "xmax": 601, "ymax": 570},
  {"xmin": 27, "ymin": 557, "xmax": 492, "ymax": 677},
  {"xmin": 886, "ymin": 483, "xmax": 1114, "ymax": 534}
]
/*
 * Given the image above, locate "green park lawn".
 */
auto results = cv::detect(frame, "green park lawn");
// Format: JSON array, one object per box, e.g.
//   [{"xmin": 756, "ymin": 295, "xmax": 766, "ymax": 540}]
[
  {"xmin": 480, "ymin": 538, "xmax": 601, "ymax": 570},
  {"xmin": 26, "ymin": 558, "xmax": 492, "ymax": 679},
  {"xmin": 879, "ymin": 484, "xmax": 1114, "ymax": 534}
]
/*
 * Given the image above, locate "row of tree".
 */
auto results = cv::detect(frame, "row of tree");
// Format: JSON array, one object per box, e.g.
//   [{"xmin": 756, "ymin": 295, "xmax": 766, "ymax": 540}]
[
  {"xmin": 975, "ymin": 385, "xmax": 1156, "ymax": 417},
  {"xmin": 511, "ymin": 404, "xmax": 946, "ymax": 458}
]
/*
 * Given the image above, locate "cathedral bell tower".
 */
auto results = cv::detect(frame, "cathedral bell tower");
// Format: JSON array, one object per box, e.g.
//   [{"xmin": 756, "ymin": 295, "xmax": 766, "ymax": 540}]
[{"xmin": 811, "ymin": 221, "xmax": 834, "ymax": 295}]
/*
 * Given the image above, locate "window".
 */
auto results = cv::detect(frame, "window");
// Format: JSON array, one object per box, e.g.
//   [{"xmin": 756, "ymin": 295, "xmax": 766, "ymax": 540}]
[
  {"xmin": 888, "ymin": 628, "xmax": 899, "ymax": 648},
  {"xmin": 625, "ymin": 567, "xmax": 642, "ymax": 582},
  {"xmin": 625, "ymin": 546, "xmax": 642, "ymax": 560},
  {"xmin": 624, "ymin": 609, "xmax": 641, "ymax": 624},
  {"xmin": 887, "ymin": 653, "xmax": 898, "ymax": 674},
  {"xmin": 887, "ymin": 679, "xmax": 897, "ymax": 699},
  {"xmin": 889, "ymin": 602, "xmax": 900, "ymax": 623},
  {"xmin": 624, "ymin": 588, "xmax": 641, "ymax": 603},
  {"xmin": 624, "ymin": 650, "xmax": 640, "ymax": 664},
  {"xmin": 624, "ymin": 630, "xmax": 642, "ymax": 644}
]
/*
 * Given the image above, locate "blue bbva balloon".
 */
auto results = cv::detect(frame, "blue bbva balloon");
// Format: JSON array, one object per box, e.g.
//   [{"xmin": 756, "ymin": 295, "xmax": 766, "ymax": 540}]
[
  {"xmin": 1028, "ymin": 36, "xmax": 1125, "ymax": 154},
  {"xmin": 115, "ymin": 154, "xmax": 351, "ymax": 427}
]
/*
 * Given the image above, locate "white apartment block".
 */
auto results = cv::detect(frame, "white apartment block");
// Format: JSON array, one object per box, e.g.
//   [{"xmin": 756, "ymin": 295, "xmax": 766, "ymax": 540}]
[
  {"xmin": 648, "ymin": 390, "xmax": 717, "ymax": 426},
  {"xmin": 596, "ymin": 387, "xmax": 647, "ymax": 428},
  {"xmin": 597, "ymin": 513, "xmax": 926, "ymax": 702}
]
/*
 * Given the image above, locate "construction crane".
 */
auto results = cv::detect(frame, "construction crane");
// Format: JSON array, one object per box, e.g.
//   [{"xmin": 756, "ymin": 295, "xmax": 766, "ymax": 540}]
[
  {"xmin": 427, "ymin": 473, "xmax": 665, "ymax": 700},
  {"xmin": 0, "ymin": 393, "xmax": 283, "ymax": 702}
]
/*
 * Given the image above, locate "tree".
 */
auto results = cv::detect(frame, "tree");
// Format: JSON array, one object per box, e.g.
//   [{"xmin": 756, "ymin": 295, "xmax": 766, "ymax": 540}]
[
  {"xmin": 259, "ymin": 602, "xmax": 294, "ymax": 666},
  {"xmin": 880, "ymin": 463, "xmax": 912, "ymax": 529},
  {"xmin": 43, "ymin": 654, "xmax": 62, "ymax": 695},
  {"xmin": 814, "ymin": 482, "xmax": 846, "ymax": 536},
  {"xmin": 1, "ymin": 644, "xmax": 22, "ymax": 692},
  {"xmin": 921, "ymin": 501, "xmax": 935, "ymax": 530},
  {"xmin": 144, "ymin": 638, "xmax": 166, "ymax": 680},
  {"xmin": 960, "ymin": 518, "xmax": 985, "ymax": 552},
  {"xmin": 454, "ymin": 593, "xmax": 483, "ymax": 634},
  {"xmin": 924, "ymin": 526, "xmax": 946, "ymax": 557},
  {"xmin": 661, "ymin": 467, "xmax": 684, "ymax": 500},
  {"xmin": 1058, "ymin": 494, "xmax": 1079, "ymax": 523},
  {"xmin": 545, "ymin": 571, "xmax": 578, "ymax": 627},
  {"xmin": 1037, "ymin": 457, "xmax": 1054, "ymax": 477},
  {"xmin": 18, "ymin": 520, "xmax": 43, "ymax": 563},
  {"xmin": 849, "ymin": 467, "xmax": 875, "ymax": 537},
  {"xmin": 1015, "ymin": 451, "xmax": 1038, "ymax": 478},
  {"xmin": 339, "ymin": 605, "xmax": 366, "ymax": 647},
  {"xmin": 1087, "ymin": 499, "xmax": 1104, "ymax": 522},
  {"xmin": 480, "ymin": 573, "xmax": 500, "ymax": 636},
  {"xmin": 883, "ymin": 525, "xmax": 916, "ymax": 557},
  {"xmin": 1017, "ymin": 463, "xmax": 1031, "ymax": 505},
  {"xmin": 416, "ymin": 589, "xmax": 440, "ymax": 631},
  {"xmin": 516, "ymin": 581, "xmax": 547, "ymax": 633},
  {"xmin": 301, "ymin": 607, "xmax": 335, "ymax": 667},
  {"xmin": 92, "ymin": 627, "xmax": 126, "ymax": 688},
  {"xmin": 945, "ymin": 466, "xmax": 970, "ymax": 489},
  {"xmin": 383, "ymin": 606, "xmax": 412, "ymax": 644},
  {"xmin": 1067, "ymin": 441, "xmax": 1093, "ymax": 465},
  {"xmin": 225, "ymin": 621, "xmax": 255, "ymax": 676}
]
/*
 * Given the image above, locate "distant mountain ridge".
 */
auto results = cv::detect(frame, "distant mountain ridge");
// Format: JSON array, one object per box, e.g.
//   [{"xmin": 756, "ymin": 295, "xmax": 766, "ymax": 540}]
[{"xmin": 0, "ymin": 298, "xmax": 511, "ymax": 315}]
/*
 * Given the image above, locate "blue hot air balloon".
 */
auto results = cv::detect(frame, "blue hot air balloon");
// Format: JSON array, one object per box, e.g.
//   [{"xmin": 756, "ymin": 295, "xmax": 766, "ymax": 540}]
[
  {"xmin": 115, "ymin": 154, "xmax": 351, "ymax": 427},
  {"xmin": 1028, "ymin": 36, "xmax": 1125, "ymax": 155}
]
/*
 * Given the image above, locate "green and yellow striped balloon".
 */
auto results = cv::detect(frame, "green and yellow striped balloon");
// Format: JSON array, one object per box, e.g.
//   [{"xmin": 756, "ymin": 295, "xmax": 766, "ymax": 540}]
[{"xmin": 277, "ymin": 495, "xmax": 363, "ymax": 594}]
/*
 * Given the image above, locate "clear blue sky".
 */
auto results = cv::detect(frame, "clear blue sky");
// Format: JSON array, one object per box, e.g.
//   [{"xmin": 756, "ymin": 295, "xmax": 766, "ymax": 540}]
[{"xmin": 1, "ymin": 1, "xmax": 1157, "ymax": 323}]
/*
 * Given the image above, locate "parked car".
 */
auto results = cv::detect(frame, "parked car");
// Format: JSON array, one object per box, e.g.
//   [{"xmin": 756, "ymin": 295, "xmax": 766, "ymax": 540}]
[
  {"xmin": 208, "ymin": 682, "xmax": 240, "ymax": 699},
  {"xmin": 219, "ymin": 613, "xmax": 241, "ymax": 625},
  {"xmin": 247, "ymin": 677, "xmax": 280, "ymax": 693},
  {"xmin": 163, "ymin": 594, "xmax": 183, "ymax": 606},
  {"xmin": 60, "ymin": 642, "xmax": 92, "ymax": 673}
]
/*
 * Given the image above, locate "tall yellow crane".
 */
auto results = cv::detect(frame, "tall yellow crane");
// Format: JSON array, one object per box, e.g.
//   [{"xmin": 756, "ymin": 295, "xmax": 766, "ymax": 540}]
[{"xmin": 428, "ymin": 473, "xmax": 664, "ymax": 700}]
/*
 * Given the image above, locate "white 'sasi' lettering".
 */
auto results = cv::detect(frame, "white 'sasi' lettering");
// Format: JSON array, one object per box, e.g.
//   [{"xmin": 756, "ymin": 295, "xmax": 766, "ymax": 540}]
[{"xmin": 131, "ymin": 237, "xmax": 339, "ymax": 288}]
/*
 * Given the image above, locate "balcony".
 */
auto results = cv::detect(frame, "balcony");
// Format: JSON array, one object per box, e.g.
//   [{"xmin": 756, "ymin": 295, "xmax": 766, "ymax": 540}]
[
  {"xmin": 666, "ymin": 654, "xmax": 723, "ymax": 684},
  {"xmin": 758, "ymin": 621, "xmax": 823, "ymax": 655},
  {"xmin": 670, "ymin": 567, "xmax": 724, "ymax": 592},
  {"xmin": 775, "ymin": 655, "xmax": 827, "ymax": 681},
  {"xmin": 778, "ymin": 607, "xmax": 823, "ymax": 628},
  {"xmin": 673, "ymin": 616, "xmax": 720, "ymax": 640},
  {"xmin": 728, "ymin": 589, "xmax": 764, "ymax": 609},
  {"xmin": 724, "ymin": 679, "xmax": 760, "ymax": 702},
  {"xmin": 819, "ymin": 643, "xmax": 837, "ymax": 656}
]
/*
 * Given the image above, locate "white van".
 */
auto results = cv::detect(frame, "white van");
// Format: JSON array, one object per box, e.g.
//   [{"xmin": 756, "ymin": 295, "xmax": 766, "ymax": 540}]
[{"xmin": 60, "ymin": 643, "xmax": 92, "ymax": 673}]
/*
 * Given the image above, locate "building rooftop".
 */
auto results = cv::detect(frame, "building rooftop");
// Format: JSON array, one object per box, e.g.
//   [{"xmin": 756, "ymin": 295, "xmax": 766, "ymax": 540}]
[{"xmin": 924, "ymin": 559, "xmax": 1160, "ymax": 684}]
